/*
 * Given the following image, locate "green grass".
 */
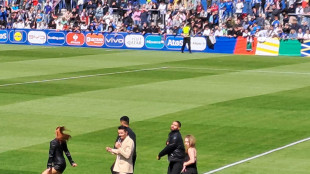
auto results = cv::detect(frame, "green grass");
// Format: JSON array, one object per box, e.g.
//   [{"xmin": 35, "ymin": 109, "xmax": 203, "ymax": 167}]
[{"xmin": 0, "ymin": 44, "xmax": 310, "ymax": 174}]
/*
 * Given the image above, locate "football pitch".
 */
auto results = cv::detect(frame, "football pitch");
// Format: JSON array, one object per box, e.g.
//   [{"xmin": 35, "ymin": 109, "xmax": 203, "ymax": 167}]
[{"xmin": 1, "ymin": 45, "xmax": 310, "ymax": 174}]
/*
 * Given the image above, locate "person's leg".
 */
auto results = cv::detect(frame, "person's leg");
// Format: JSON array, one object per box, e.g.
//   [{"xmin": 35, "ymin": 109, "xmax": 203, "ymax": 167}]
[
  {"xmin": 181, "ymin": 38, "xmax": 186, "ymax": 53},
  {"xmin": 167, "ymin": 162, "xmax": 173, "ymax": 174},
  {"xmin": 51, "ymin": 168, "xmax": 62, "ymax": 174},
  {"xmin": 170, "ymin": 162, "xmax": 183, "ymax": 174},
  {"xmin": 42, "ymin": 168, "xmax": 51, "ymax": 174},
  {"xmin": 187, "ymin": 38, "xmax": 191, "ymax": 53}
]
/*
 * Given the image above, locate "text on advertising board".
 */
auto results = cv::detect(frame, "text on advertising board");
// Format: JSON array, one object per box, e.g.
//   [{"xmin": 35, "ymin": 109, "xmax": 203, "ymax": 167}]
[
  {"xmin": 105, "ymin": 34, "xmax": 124, "ymax": 48},
  {"xmin": 165, "ymin": 36, "xmax": 183, "ymax": 50},
  {"xmin": 125, "ymin": 35, "xmax": 144, "ymax": 48},
  {"xmin": 86, "ymin": 33, "xmax": 104, "ymax": 47},
  {"xmin": 0, "ymin": 30, "xmax": 8, "ymax": 42},
  {"xmin": 145, "ymin": 35, "xmax": 165, "ymax": 49},
  {"xmin": 66, "ymin": 32, "xmax": 85, "ymax": 46},
  {"xmin": 47, "ymin": 32, "xmax": 65, "ymax": 45},
  {"xmin": 190, "ymin": 37, "xmax": 207, "ymax": 51},
  {"xmin": 9, "ymin": 30, "xmax": 27, "ymax": 43},
  {"xmin": 28, "ymin": 31, "xmax": 46, "ymax": 44}
]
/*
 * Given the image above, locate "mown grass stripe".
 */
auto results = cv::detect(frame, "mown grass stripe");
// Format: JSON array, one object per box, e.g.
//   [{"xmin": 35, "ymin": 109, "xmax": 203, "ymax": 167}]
[
  {"xmin": 204, "ymin": 137, "xmax": 310, "ymax": 174},
  {"xmin": 0, "ymin": 67, "xmax": 168, "ymax": 87}
]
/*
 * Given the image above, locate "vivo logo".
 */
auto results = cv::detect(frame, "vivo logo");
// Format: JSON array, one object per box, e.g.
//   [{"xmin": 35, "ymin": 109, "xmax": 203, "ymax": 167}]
[{"xmin": 106, "ymin": 37, "xmax": 124, "ymax": 43}]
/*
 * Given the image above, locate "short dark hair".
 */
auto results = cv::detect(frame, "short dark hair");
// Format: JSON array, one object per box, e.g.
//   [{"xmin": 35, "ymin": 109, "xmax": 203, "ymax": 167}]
[
  {"xmin": 175, "ymin": 121, "xmax": 181, "ymax": 128},
  {"xmin": 118, "ymin": 125, "xmax": 128, "ymax": 132},
  {"xmin": 120, "ymin": 116, "xmax": 130, "ymax": 124}
]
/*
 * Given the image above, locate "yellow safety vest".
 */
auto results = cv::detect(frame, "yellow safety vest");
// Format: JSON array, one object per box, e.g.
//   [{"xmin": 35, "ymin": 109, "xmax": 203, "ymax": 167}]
[{"xmin": 183, "ymin": 26, "xmax": 190, "ymax": 37}]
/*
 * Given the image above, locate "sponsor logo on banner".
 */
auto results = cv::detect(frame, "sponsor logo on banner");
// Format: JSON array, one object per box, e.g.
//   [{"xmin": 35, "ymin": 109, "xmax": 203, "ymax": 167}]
[
  {"xmin": 125, "ymin": 35, "xmax": 144, "ymax": 48},
  {"xmin": 190, "ymin": 37, "xmax": 206, "ymax": 51},
  {"xmin": 105, "ymin": 34, "xmax": 124, "ymax": 48},
  {"xmin": 0, "ymin": 30, "xmax": 8, "ymax": 42},
  {"xmin": 9, "ymin": 30, "xmax": 27, "ymax": 43},
  {"xmin": 66, "ymin": 32, "xmax": 85, "ymax": 45},
  {"xmin": 28, "ymin": 31, "xmax": 46, "ymax": 44},
  {"xmin": 47, "ymin": 32, "xmax": 65, "ymax": 45},
  {"xmin": 145, "ymin": 35, "xmax": 165, "ymax": 49},
  {"xmin": 165, "ymin": 36, "xmax": 183, "ymax": 50},
  {"xmin": 86, "ymin": 33, "xmax": 104, "ymax": 47}
]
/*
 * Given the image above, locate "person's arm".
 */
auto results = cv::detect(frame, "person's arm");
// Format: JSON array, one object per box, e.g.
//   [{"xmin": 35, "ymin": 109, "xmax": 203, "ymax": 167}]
[
  {"xmin": 183, "ymin": 148, "xmax": 196, "ymax": 166},
  {"xmin": 158, "ymin": 135, "xmax": 177, "ymax": 159},
  {"xmin": 47, "ymin": 140, "xmax": 56, "ymax": 168},
  {"xmin": 62, "ymin": 142, "xmax": 77, "ymax": 166}
]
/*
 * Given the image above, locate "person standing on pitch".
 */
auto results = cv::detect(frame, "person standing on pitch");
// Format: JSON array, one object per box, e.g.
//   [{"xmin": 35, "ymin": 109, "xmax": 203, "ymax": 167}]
[
  {"xmin": 106, "ymin": 126, "xmax": 135, "ymax": 174},
  {"xmin": 181, "ymin": 23, "xmax": 192, "ymax": 53},
  {"xmin": 42, "ymin": 126, "xmax": 77, "ymax": 174},
  {"xmin": 181, "ymin": 135, "xmax": 198, "ymax": 174},
  {"xmin": 111, "ymin": 116, "xmax": 137, "ymax": 173},
  {"xmin": 157, "ymin": 121, "xmax": 185, "ymax": 174}
]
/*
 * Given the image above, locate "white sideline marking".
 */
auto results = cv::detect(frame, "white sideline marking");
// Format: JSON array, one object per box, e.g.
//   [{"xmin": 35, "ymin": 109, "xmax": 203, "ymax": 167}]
[
  {"xmin": 0, "ymin": 67, "xmax": 168, "ymax": 87},
  {"xmin": 168, "ymin": 66, "xmax": 310, "ymax": 75},
  {"xmin": 204, "ymin": 137, "xmax": 310, "ymax": 174}
]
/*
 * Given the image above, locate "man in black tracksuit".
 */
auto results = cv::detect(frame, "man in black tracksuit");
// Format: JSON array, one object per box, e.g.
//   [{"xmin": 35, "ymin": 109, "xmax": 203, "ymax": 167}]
[{"xmin": 157, "ymin": 121, "xmax": 185, "ymax": 174}]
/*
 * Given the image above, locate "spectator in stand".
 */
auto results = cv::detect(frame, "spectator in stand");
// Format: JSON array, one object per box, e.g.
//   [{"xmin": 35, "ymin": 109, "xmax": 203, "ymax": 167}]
[
  {"xmin": 295, "ymin": 3, "xmax": 303, "ymax": 25},
  {"xmin": 304, "ymin": 29, "xmax": 310, "ymax": 40},
  {"xmin": 289, "ymin": 29, "xmax": 297, "ymax": 39},
  {"xmin": 141, "ymin": 22, "xmax": 150, "ymax": 35},
  {"xmin": 140, "ymin": 6, "xmax": 149, "ymax": 25},
  {"xmin": 235, "ymin": 0, "xmax": 243, "ymax": 18},
  {"xmin": 0, "ymin": 6, "xmax": 8, "ymax": 28},
  {"xmin": 244, "ymin": 0, "xmax": 252, "ymax": 15},
  {"xmin": 158, "ymin": 1, "xmax": 166, "ymax": 22},
  {"xmin": 297, "ymin": 28, "xmax": 304, "ymax": 41},
  {"xmin": 271, "ymin": 16, "xmax": 280, "ymax": 27},
  {"xmin": 95, "ymin": 3, "xmax": 104, "ymax": 21},
  {"xmin": 150, "ymin": 21, "xmax": 160, "ymax": 34},
  {"xmin": 77, "ymin": 0, "xmax": 84, "ymax": 14},
  {"xmin": 214, "ymin": 25, "xmax": 224, "ymax": 36},
  {"xmin": 253, "ymin": 0, "xmax": 261, "ymax": 16},
  {"xmin": 132, "ymin": 7, "xmax": 141, "ymax": 26}
]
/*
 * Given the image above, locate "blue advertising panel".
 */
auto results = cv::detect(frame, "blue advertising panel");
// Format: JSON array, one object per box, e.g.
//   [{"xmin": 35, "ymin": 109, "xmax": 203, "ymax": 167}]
[
  {"xmin": 105, "ymin": 33, "xmax": 125, "ymax": 48},
  {"xmin": 0, "ymin": 30, "xmax": 8, "ymax": 43},
  {"xmin": 145, "ymin": 35, "xmax": 165, "ymax": 49},
  {"xmin": 206, "ymin": 37, "xmax": 237, "ymax": 54},
  {"xmin": 165, "ymin": 36, "xmax": 184, "ymax": 50},
  {"xmin": 9, "ymin": 30, "xmax": 27, "ymax": 43},
  {"xmin": 47, "ymin": 32, "xmax": 66, "ymax": 45}
]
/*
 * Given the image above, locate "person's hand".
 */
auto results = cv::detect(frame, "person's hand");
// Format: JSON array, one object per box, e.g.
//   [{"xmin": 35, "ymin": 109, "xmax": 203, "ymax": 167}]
[
  {"xmin": 157, "ymin": 156, "xmax": 161, "ymax": 160},
  {"xmin": 181, "ymin": 164, "xmax": 186, "ymax": 173},
  {"xmin": 72, "ymin": 163, "xmax": 78, "ymax": 167},
  {"xmin": 106, "ymin": 147, "xmax": 112, "ymax": 152},
  {"xmin": 115, "ymin": 142, "xmax": 121, "ymax": 149}
]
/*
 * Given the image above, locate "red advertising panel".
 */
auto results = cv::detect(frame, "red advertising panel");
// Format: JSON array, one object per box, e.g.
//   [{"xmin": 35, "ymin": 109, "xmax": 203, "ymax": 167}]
[
  {"xmin": 234, "ymin": 36, "xmax": 257, "ymax": 55},
  {"xmin": 66, "ymin": 33, "xmax": 85, "ymax": 46},
  {"xmin": 86, "ymin": 33, "xmax": 104, "ymax": 47}
]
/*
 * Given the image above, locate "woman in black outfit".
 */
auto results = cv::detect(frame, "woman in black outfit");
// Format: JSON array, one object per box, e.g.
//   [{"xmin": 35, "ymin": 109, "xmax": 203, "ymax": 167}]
[
  {"xmin": 181, "ymin": 135, "xmax": 198, "ymax": 174},
  {"xmin": 42, "ymin": 126, "xmax": 77, "ymax": 174}
]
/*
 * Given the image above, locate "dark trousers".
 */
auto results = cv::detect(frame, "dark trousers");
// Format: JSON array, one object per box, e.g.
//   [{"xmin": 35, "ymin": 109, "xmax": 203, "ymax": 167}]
[
  {"xmin": 167, "ymin": 161, "xmax": 183, "ymax": 174},
  {"xmin": 181, "ymin": 37, "xmax": 191, "ymax": 53}
]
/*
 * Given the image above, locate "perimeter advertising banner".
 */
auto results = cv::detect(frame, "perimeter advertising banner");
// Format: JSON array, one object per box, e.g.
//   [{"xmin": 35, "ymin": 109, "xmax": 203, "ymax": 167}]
[
  {"xmin": 1, "ymin": 29, "xmax": 302, "ymax": 56},
  {"xmin": 105, "ymin": 33, "xmax": 125, "ymax": 48},
  {"xmin": 47, "ymin": 32, "xmax": 66, "ymax": 45},
  {"xmin": 0, "ymin": 30, "xmax": 8, "ymax": 43},
  {"xmin": 28, "ymin": 31, "xmax": 47, "ymax": 44},
  {"xmin": 9, "ymin": 30, "xmax": 27, "ymax": 43}
]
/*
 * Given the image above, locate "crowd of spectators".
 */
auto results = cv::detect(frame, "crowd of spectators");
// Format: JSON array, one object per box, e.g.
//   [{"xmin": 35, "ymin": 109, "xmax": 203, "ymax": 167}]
[{"xmin": 1, "ymin": 0, "xmax": 310, "ymax": 40}]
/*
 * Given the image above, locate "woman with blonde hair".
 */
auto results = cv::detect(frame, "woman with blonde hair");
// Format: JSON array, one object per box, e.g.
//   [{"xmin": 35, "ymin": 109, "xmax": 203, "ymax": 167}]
[
  {"xmin": 42, "ymin": 126, "xmax": 77, "ymax": 174},
  {"xmin": 181, "ymin": 135, "xmax": 198, "ymax": 174}
]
